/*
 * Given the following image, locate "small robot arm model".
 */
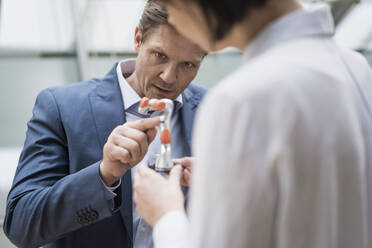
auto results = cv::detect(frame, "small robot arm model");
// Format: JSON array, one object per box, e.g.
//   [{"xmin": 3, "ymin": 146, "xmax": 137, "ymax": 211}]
[{"xmin": 138, "ymin": 97, "xmax": 174, "ymax": 172}]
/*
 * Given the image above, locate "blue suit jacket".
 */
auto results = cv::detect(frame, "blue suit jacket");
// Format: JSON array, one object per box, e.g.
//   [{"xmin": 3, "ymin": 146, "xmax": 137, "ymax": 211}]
[{"xmin": 4, "ymin": 64, "xmax": 207, "ymax": 248}]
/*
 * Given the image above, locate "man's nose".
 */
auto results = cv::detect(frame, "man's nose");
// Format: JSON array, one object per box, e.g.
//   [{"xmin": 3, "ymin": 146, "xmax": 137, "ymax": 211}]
[{"xmin": 159, "ymin": 64, "xmax": 177, "ymax": 84}]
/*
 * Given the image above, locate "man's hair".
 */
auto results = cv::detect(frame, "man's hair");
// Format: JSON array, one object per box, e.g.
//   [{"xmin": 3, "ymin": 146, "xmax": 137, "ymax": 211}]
[
  {"xmin": 160, "ymin": 0, "xmax": 270, "ymax": 41},
  {"xmin": 138, "ymin": 0, "xmax": 169, "ymax": 41}
]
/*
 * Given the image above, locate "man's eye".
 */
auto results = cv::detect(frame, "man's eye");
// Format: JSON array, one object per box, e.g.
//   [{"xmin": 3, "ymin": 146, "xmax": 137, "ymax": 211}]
[
  {"xmin": 155, "ymin": 52, "xmax": 166, "ymax": 59},
  {"xmin": 183, "ymin": 62, "xmax": 195, "ymax": 68}
]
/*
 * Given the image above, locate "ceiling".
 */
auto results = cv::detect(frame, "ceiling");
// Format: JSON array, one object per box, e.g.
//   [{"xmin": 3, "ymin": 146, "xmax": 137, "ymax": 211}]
[{"xmin": 0, "ymin": 0, "xmax": 371, "ymax": 54}]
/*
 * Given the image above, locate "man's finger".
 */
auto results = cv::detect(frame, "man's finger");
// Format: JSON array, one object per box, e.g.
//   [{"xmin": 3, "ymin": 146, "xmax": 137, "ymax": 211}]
[
  {"xmin": 173, "ymin": 157, "xmax": 193, "ymax": 169},
  {"xmin": 183, "ymin": 169, "xmax": 191, "ymax": 185},
  {"xmin": 173, "ymin": 158, "xmax": 182, "ymax": 164},
  {"xmin": 116, "ymin": 127, "xmax": 149, "ymax": 158},
  {"xmin": 133, "ymin": 172, "xmax": 141, "ymax": 188},
  {"xmin": 133, "ymin": 191, "xmax": 138, "ymax": 204},
  {"xmin": 114, "ymin": 136, "xmax": 141, "ymax": 163},
  {"xmin": 169, "ymin": 165, "xmax": 183, "ymax": 185},
  {"xmin": 146, "ymin": 127, "xmax": 158, "ymax": 143},
  {"xmin": 137, "ymin": 162, "xmax": 159, "ymax": 177},
  {"xmin": 125, "ymin": 117, "xmax": 160, "ymax": 131},
  {"xmin": 137, "ymin": 162, "xmax": 150, "ymax": 176},
  {"xmin": 107, "ymin": 144, "xmax": 131, "ymax": 164}
]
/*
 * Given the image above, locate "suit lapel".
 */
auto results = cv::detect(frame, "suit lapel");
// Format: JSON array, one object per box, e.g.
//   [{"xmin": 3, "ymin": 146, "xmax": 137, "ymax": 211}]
[
  {"xmin": 181, "ymin": 88, "xmax": 200, "ymax": 156},
  {"xmin": 89, "ymin": 64, "xmax": 133, "ymax": 243},
  {"xmin": 89, "ymin": 64, "xmax": 126, "ymax": 148}
]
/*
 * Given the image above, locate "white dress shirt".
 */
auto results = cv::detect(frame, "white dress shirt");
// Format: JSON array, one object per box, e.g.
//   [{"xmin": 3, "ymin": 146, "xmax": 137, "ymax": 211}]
[
  {"xmin": 117, "ymin": 59, "xmax": 186, "ymax": 248},
  {"xmin": 153, "ymin": 5, "xmax": 372, "ymax": 248}
]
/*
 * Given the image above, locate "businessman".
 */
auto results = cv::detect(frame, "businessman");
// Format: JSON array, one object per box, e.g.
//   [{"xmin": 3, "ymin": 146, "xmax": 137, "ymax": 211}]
[{"xmin": 3, "ymin": 1, "xmax": 206, "ymax": 247}]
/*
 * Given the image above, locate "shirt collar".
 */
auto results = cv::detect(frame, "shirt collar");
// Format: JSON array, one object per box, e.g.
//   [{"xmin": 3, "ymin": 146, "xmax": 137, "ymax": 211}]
[
  {"xmin": 244, "ymin": 4, "xmax": 334, "ymax": 61},
  {"xmin": 116, "ymin": 59, "xmax": 183, "ymax": 111}
]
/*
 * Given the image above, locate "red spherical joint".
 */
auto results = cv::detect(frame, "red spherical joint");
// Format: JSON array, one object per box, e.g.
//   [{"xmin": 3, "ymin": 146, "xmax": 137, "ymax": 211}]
[
  {"xmin": 153, "ymin": 100, "xmax": 166, "ymax": 110},
  {"xmin": 160, "ymin": 129, "xmax": 171, "ymax": 144},
  {"xmin": 139, "ymin": 97, "xmax": 149, "ymax": 108}
]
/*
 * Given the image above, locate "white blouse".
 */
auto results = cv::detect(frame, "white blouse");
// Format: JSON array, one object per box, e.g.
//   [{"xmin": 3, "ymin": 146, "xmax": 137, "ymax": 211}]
[{"xmin": 153, "ymin": 5, "xmax": 372, "ymax": 248}]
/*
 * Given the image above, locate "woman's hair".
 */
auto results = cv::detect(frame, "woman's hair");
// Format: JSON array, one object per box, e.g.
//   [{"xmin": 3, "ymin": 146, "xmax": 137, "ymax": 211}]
[{"xmin": 159, "ymin": 0, "xmax": 270, "ymax": 41}]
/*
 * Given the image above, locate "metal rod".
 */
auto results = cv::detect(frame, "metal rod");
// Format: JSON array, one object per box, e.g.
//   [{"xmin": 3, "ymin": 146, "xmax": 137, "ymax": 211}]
[{"xmin": 70, "ymin": 0, "xmax": 90, "ymax": 81}]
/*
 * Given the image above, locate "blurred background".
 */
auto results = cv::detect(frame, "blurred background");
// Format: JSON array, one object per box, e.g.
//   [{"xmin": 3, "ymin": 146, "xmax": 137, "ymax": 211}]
[{"xmin": 0, "ymin": 0, "xmax": 371, "ymax": 246}]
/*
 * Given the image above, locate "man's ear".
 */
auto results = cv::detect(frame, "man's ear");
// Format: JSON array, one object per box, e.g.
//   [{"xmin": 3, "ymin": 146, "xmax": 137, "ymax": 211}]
[{"xmin": 134, "ymin": 26, "xmax": 143, "ymax": 53}]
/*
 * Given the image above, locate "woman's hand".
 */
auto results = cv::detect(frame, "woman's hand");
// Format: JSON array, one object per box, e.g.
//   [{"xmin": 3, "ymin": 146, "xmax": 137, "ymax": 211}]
[
  {"xmin": 133, "ymin": 164, "xmax": 185, "ymax": 227},
  {"xmin": 173, "ymin": 157, "xmax": 194, "ymax": 187}
]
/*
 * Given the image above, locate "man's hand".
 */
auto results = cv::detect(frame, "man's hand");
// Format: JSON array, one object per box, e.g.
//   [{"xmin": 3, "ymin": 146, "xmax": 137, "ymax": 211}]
[
  {"xmin": 133, "ymin": 164, "xmax": 185, "ymax": 227},
  {"xmin": 173, "ymin": 157, "xmax": 194, "ymax": 187},
  {"xmin": 99, "ymin": 117, "xmax": 160, "ymax": 186}
]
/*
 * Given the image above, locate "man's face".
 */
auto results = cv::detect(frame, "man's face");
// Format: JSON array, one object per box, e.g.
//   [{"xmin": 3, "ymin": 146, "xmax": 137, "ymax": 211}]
[{"xmin": 133, "ymin": 24, "xmax": 205, "ymax": 100}]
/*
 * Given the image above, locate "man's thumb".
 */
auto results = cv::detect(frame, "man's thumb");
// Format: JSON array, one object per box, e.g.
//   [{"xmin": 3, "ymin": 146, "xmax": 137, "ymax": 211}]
[{"xmin": 169, "ymin": 165, "xmax": 182, "ymax": 185}]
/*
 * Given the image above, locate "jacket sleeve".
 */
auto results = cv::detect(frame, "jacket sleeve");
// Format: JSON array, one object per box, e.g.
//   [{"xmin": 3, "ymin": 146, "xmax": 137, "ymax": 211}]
[{"xmin": 3, "ymin": 89, "xmax": 120, "ymax": 248}]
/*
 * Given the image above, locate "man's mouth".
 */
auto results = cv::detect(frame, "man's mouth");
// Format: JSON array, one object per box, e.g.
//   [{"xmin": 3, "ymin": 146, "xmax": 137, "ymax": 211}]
[{"xmin": 154, "ymin": 85, "xmax": 172, "ymax": 93}]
